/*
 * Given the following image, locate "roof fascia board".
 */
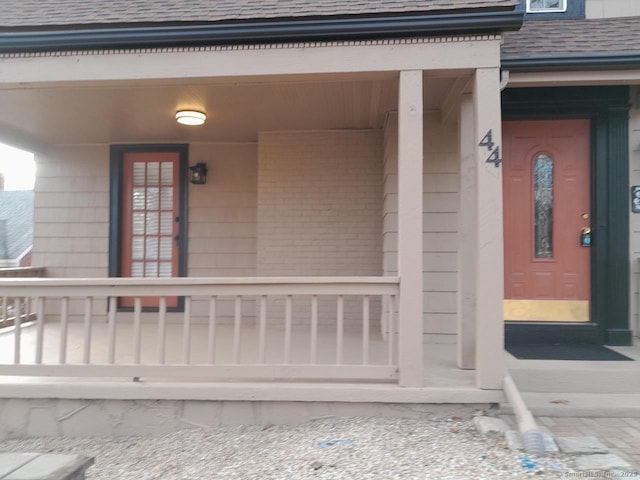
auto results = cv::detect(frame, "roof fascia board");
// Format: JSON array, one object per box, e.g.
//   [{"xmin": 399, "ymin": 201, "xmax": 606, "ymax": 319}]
[
  {"xmin": 0, "ymin": 11, "xmax": 523, "ymax": 54},
  {"xmin": 502, "ymin": 53, "xmax": 640, "ymax": 72}
]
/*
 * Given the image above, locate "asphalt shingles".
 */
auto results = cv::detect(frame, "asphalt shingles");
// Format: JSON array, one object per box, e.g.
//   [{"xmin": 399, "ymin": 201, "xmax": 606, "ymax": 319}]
[
  {"xmin": 0, "ymin": 0, "xmax": 519, "ymax": 28},
  {"xmin": 502, "ymin": 17, "xmax": 640, "ymax": 59}
]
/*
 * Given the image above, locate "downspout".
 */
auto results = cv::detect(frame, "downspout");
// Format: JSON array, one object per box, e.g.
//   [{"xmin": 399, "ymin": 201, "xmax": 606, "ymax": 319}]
[{"xmin": 503, "ymin": 374, "xmax": 545, "ymax": 454}]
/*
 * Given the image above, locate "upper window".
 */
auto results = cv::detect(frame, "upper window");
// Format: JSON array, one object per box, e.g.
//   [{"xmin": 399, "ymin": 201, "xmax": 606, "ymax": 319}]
[{"xmin": 527, "ymin": 0, "xmax": 567, "ymax": 13}]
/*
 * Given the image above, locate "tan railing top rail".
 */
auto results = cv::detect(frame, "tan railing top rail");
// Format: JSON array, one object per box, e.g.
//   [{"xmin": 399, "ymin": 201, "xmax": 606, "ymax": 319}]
[{"xmin": 0, "ymin": 276, "xmax": 400, "ymax": 297}]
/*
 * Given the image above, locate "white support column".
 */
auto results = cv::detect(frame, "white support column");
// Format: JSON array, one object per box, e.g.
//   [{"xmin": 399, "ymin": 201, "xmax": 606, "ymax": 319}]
[
  {"xmin": 457, "ymin": 93, "xmax": 477, "ymax": 370},
  {"xmin": 473, "ymin": 68, "xmax": 505, "ymax": 389},
  {"xmin": 397, "ymin": 70, "xmax": 424, "ymax": 387}
]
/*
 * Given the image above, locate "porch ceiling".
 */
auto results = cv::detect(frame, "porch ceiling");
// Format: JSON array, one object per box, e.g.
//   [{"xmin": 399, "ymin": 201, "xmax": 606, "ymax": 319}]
[{"xmin": 0, "ymin": 73, "xmax": 461, "ymax": 148}]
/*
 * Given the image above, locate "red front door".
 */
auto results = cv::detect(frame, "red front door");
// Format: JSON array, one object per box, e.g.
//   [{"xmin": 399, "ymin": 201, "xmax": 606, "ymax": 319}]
[
  {"xmin": 120, "ymin": 152, "xmax": 180, "ymax": 308},
  {"xmin": 503, "ymin": 120, "xmax": 591, "ymax": 320}
]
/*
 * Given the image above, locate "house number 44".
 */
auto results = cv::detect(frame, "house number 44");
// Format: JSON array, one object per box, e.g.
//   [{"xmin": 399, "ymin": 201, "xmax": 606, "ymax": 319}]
[{"xmin": 479, "ymin": 130, "xmax": 501, "ymax": 167}]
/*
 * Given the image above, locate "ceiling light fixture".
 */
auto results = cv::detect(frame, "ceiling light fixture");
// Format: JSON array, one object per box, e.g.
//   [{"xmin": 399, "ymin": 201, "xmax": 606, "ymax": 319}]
[{"xmin": 176, "ymin": 110, "xmax": 206, "ymax": 126}]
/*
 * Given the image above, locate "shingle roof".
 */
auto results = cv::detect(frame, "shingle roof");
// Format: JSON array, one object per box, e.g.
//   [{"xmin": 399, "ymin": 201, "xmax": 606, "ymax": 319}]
[
  {"xmin": 0, "ymin": 191, "xmax": 33, "ymax": 260},
  {"xmin": 502, "ymin": 17, "xmax": 640, "ymax": 59},
  {"xmin": 0, "ymin": 0, "xmax": 518, "ymax": 28}
]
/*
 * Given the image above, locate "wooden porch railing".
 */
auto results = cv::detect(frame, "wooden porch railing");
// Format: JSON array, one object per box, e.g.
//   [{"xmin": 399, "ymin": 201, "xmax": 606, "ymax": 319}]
[
  {"xmin": 0, "ymin": 277, "xmax": 399, "ymax": 382},
  {"xmin": 0, "ymin": 267, "xmax": 45, "ymax": 329}
]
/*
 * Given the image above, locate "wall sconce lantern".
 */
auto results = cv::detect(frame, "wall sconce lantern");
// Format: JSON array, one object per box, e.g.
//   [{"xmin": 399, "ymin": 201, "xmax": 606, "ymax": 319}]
[{"xmin": 189, "ymin": 163, "xmax": 208, "ymax": 184}]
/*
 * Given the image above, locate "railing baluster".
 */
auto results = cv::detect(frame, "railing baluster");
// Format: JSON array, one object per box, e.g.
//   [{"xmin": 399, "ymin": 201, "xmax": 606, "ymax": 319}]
[
  {"xmin": 362, "ymin": 295, "xmax": 370, "ymax": 365},
  {"xmin": 133, "ymin": 297, "xmax": 142, "ymax": 364},
  {"xmin": 387, "ymin": 294, "xmax": 396, "ymax": 365},
  {"xmin": 158, "ymin": 297, "xmax": 167, "ymax": 364},
  {"xmin": 284, "ymin": 295, "xmax": 292, "ymax": 364},
  {"xmin": 82, "ymin": 297, "xmax": 92, "ymax": 364},
  {"xmin": 25, "ymin": 297, "xmax": 31, "ymax": 322},
  {"xmin": 258, "ymin": 295, "xmax": 267, "ymax": 364},
  {"xmin": 59, "ymin": 297, "xmax": 69, "ymax": 364},
  {"xmin": 310, "ymin": 295, "xmax": 318, "ymax": 364},
  {"xmin": 208, "ymin": 296, "xmax": 217, "ymax": 364},
  {"xmin": 183, "ymin": 296, "xmax": 191, "ymax": 364},
  {"xmin": 233, "ymin": 296, "xmax": 242, "ymax": 364},
  {"xmin": 336, "ymin": 295, "xmax": 344, "ymax": 364},
  {"xmin": 35, "ymin": 297, "xmax": 44, "ymax": 364},
  {"xmin": 1, "ymin": 296, "xmax": 7, "ymax": 327},
  {"xmin": 381, "ymin": 296, "xmax": 388, "ymax": 341},
  {"xmin": 13, "ymin": 297, "xmax": 21, "ymax": 364},
  {"xmin": 107, "ymin": 296, "xmax": 117, "ymax": 364}
]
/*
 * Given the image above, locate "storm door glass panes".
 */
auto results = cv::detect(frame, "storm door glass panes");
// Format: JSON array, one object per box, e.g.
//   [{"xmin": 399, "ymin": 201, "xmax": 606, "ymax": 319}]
[
  {"xmin": 128, "ymin": 160, "xmax": 175, "ymax": 278},
  {"xmin": 534, "ymin": 154, "xmax": 554, "ymax": 258},
  {"xmin": 119, "ymin": 150, "xmax": 182, "ymax": 310},
  {"xmin": 527, "ymin": 0, "xmax": 565, "ymax": 12}
]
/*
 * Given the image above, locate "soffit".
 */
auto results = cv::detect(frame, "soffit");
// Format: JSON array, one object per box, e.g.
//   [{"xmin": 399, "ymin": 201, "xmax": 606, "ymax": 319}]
[
  {"xmin": 0, "ymin": 74, "xmax": 461, "ymax": 146},
  {"xmin": 1, "ymin": 1, "xmax": 519, "ymax": 28}
]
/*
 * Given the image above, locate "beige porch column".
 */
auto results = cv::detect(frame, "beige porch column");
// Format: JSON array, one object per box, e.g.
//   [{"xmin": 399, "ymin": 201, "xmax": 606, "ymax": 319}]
[
  {"xmin": 472, "ymin": 68, "xmax": 505, "ymax": 389},
  {"xmin": 457, "ymin": 93, "xmax": 476, "ymax": 370},
  {"xmin": 397, "ymin": 70, "xmax": 424, "ymax": 387}
]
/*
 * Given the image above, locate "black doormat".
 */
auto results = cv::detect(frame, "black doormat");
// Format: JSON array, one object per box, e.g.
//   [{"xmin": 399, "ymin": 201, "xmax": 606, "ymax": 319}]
[{"xmin": 506, "ymin": 343, "xmax": 634, "ymax": 361}]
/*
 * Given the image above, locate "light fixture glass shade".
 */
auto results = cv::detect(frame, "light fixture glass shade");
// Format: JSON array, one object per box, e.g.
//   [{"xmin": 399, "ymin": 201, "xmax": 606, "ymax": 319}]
[{"xmin": 176, "ymin": 110, "xmax": 206, "ymax": 126}]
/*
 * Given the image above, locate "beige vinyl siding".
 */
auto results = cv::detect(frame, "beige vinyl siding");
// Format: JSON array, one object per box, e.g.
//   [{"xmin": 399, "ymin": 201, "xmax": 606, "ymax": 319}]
[
  {"xmin": 383, "ymin": 112, "xmax": 459, "ymax": 340},
  {"xmin": 629, "ymin": 87, "xmax": 640, "ymax": 337},
  {"xmin": 586, "ymin": 0, "xmax": 640, "ymax": 18},
  {"xmin": 32, "ymin": 145, "xmax": 110, "ymax": 278},
  {"xmin": 188, "ymin": 143, "xmax": 257, "ymax": 278}
]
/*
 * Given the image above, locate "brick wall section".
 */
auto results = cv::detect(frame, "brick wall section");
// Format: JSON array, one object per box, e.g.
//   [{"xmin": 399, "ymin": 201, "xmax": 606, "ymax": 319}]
[
  {"xmin": 257, "ymin": 130, "xmax": 383, "ymax": 325},
  {"xmin": 257, "ymin": 130, "xmax": 383, "ymax": 277},
  {"xmin": 383, "ymin": 113, "xmax": 460, "ymax": 339},
  {"xmin": 18, "ymin": 249, "xmax": 32, "ymax": 267},
  {"xmin": 629, "ymin": 87, "xmax": 640, "ymax": 337}
]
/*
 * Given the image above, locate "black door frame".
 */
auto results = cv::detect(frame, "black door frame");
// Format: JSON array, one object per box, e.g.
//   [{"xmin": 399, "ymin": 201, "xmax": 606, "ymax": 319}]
[
  {"xmin": 108, "ymin": 143, "xmax": 189, "ymax": 312},
  {"xmin": 502, "ymin": 86, "xmax": 632, "ymax": 346}
]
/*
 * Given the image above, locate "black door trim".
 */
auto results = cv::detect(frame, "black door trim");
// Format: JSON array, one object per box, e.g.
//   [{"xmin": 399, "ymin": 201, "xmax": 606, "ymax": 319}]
[
  {"xmin": 502, "ymin": 86, "xmax": 632, "ymax": 346},
  {"xmin": 108, "ymin": 143, "xmax": 189, "ymax": 312}
]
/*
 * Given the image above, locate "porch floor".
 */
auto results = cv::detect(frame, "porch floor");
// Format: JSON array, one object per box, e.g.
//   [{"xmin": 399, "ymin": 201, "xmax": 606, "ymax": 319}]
[{"xmin": 0, "ymin": 322, "xmax": 502, "ymax": 404}]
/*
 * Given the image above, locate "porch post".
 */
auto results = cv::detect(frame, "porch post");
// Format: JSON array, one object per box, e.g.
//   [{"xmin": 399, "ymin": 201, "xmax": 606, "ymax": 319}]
[
  {"xmin": 397, "ymin": 70, "xmax": 424, "ymax": 387},
  {"xmin": 457, "ymin": 93, "xmax": 476, "ymax": 369},
  {"xmin": 472, "ymin": 68, "xmax": 505, "ymax": 389}
]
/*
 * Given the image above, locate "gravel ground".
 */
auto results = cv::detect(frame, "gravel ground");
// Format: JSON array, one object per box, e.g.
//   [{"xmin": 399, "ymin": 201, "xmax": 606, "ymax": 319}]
[{"xmin": 0, "ymin": 416, "xmax": 577, "ymax": 479}]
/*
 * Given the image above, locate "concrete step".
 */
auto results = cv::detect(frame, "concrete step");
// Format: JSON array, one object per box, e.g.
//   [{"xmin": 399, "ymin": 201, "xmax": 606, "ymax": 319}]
[
  {"xmin": 500, "ymin": 393, "xmax": 640, "ymax": 417},
  {"xmin": 508, "ymin": 367, "xmax": 640, "ymax": 394}
]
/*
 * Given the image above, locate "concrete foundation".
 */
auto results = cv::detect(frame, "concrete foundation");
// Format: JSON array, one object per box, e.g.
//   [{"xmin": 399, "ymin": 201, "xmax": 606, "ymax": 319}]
[{"xmin": 0, "ymin": 399, "xmax": 488, "ymax": 440}]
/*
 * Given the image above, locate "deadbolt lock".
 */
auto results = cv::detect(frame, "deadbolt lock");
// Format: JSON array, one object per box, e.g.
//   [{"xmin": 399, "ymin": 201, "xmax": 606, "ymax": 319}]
[{"xmin": 581, "ymin": 227, "xmax": 592, "ymax": 247}]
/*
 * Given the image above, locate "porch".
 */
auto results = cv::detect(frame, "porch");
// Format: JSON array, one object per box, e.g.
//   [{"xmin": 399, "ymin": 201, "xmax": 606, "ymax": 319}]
[{"xmin": 0, "ymin": 31, "xmax": 511, "ymax": 407}]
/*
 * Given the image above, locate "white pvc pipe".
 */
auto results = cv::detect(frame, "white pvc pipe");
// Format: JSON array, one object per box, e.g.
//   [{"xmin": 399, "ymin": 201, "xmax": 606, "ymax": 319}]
[{"xmin": 504, "ymin": 374, "xmax": 544, "ymax": 454}]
